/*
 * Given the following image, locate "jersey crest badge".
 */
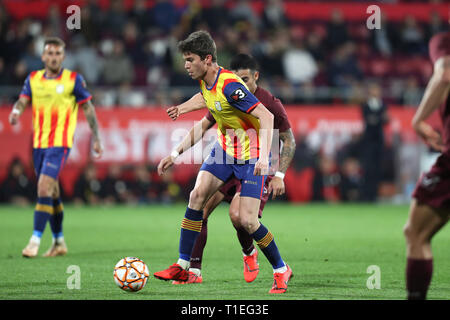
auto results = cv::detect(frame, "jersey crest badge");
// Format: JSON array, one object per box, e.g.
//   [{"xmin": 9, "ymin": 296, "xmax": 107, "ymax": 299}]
[
  {"xmin": 56, "ymin": 84, "xmax": 64, "ymax": 94},
  {"xmin": 215, "ymin": 101, "xmax": 222, "ymax": 111}
]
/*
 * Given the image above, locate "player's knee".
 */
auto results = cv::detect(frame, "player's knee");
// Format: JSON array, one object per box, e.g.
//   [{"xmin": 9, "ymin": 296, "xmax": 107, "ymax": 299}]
[
  {"xmin": 37, "ymin": 179, "xmax": 54, "ymax": 198},
  {"xmin": 189, "ymin": 188, "xmax": 207, "ymax": 208},
  {"xmin": 239, "ymin": 215, "xmax": 258, "ymax": 234},
  {"xmin": 229, "ymin": 208, "xmax": 240, "ymax": 228}
]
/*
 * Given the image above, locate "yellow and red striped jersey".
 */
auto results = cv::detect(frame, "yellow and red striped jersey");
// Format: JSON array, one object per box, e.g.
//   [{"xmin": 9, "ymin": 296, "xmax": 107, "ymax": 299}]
[
  {"xmin": 200, "ymin": 67, "xmax": 261, "ymax": 160},
  {"xmin": 20, "ymin": 68, "xmax": 92, "ymax": 149}
]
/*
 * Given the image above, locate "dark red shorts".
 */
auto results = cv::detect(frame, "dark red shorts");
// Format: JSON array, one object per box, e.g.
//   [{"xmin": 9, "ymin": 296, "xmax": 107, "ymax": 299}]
[
  {"xmin": 412, "ymin": 153, "xmax": 450, "ymax": 209},
  {"xmin": 219, "ymin": 175, "xmax": 273, "ymax": 218}
]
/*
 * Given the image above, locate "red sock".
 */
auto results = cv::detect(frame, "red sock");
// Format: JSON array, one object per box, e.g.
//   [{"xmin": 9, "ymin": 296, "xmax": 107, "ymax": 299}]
[
  {"xmin": 406, "ymin": 258, "xmax": 433, "ymax": 300},
  {"xmin": 189, "ymin": 219, "xmax": 207, "ymax": 269},
  {"xmin": 235, "ymin": 226, "xmax": 254, "ymax": 255}
]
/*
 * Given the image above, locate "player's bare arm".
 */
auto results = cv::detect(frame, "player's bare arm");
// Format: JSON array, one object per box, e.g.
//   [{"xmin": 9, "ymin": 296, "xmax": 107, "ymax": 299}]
[
  {"xmin": 8, "ymin": 96, "xmax": 30, "ymax": 125},
  {"xmin": 167, "ymin": 92, "xmax": 207, "ymax": 121},
  {"xmin": 268, "ymin": 128, "xmax": 296, "ymax": 199},
  {"xmin": 81, "ymin": 100, "xmax": 103, "ymax": 158},
  {"xmin": 158, "ymin": 116, "xmax": 214, "ymax": 176},
  {"xmin": 412, "ymin": 56, "xmax": 450, "ymax": 152},
  {"xmin": 250, "ymin": 104, "xmax": 274, "ymax": 176}
]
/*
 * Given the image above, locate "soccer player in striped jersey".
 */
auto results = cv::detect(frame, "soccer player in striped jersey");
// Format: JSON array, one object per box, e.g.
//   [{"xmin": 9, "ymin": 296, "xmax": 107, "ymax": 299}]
[
  {"xmin": 160, "ymin": 54, "xmax": 296, "ymax": 286},
  {"xmin": 8, "ymin": 37, "xmax": 103, "ymax": 258},
  {"xmin": 153, "ymin": 31, "xmax": 292, "ymax": 294}
]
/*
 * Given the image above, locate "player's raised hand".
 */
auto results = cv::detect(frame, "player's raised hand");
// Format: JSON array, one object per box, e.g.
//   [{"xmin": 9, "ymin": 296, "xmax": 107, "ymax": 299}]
[
  {"xmin": 253, "ymin": 157, "xmax": 269, "ymax": 176},
  {"xmin": 268, "ymin": 176, "xmax": 285, "ymax": 199},
  {"xmin": 157, "ymin": 155, "xmax": 175, "ymax": 176},
  {"xmin": 414, "ymin": 120, "xmax": 445, "ymax": 152},
  {"xmin": 166, "ymin": 106, "xmax": 180, "ymax": 121}
]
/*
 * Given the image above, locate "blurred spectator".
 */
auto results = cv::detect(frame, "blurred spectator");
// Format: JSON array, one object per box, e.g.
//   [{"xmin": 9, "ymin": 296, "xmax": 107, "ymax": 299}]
[
  {"xmin": 282, "ymin": 37, "xmax": 318, "ymax": 85},
  {"xmin": 64, "ymin": 35, "xmax": 103, "ymax": 85},
  {"xmin": 128, "ymin": 164, "xmax": 159, "ymax": 204},
  {"xmin": 47, "ymin": 4, "xmax": 64, "ymax": 39},
  {"xmin": 103, "ymin": 0, "xmax": 128, "ymax": 37},
  {"xmin": 360, "ymin": 82, "xmax": 389, "ymax": 202},
  {"xmin": 339, "ymin": 157, "xmax": 362, "ymax": 202},
  {"xmin": 179, "ymin": 0, "xmax": 204, "ymax": 34},
  {"xmin": 0, "ymin": 158, "xmax": 34, "ymax": 205},
  {"xmin": 402, "ymin": 76, "xmax": 423, "ymax": 107},
  {"xmin": 101, "ymin": 39, "xmax": 135, "ymax": 86},
  {"xmin": 311, "ymin": 155, "xmax": 340, "ymax": 202},
  {"xmin": 11, "ymin": 60, "xmax": 28, "ymax": 85},
  {"xmin": 150, "ymin": 0, "xmax": 180, "ymax": 33},
  {"xmin": 73, "ymin": 163, "xmax": 102, "ymax": 205},
  {"xmin": 262, "ymin": 0, "xmax": 289, "ymax": 31},
  {"xmin": 327, "ymin": 42, "xmax": 363, "ymax": 89},
  {"xmin": 100, "ymin": 164, "xmax": 131, "ymax": 204},
  {"xmin": 326, "ymin": 9, "xmax": 350, "ymax": 51},
  {"xmin": 0, "ymin": 57, "xmax": 8, "ymax": 85},
  {"xmin": 370, "ymin": 13, "xmax": 395, "ymax": 57},
  {"xmin": 22, "ymin": 40, "xmax": 42, "ymax": 73},
  {"xmin": 202, "ymin": 0, "xmax": 229, "ymax": 32},
  {"xmin": 77, "ymin": 4, "xmax": 101, "ymax": 45},
  {"xmin": 425, "ymin": 11, "xmax": 449, "ymax": 41},
  {"xmin": 129, "ymin": 0, "xmax": 151, "ymax": 34},
  {"xmin": 399, "ymin": 15, "xmax": 426, "ymax": 55},
  {"xmin": 230, "ymin": 0, "xmax": 260, "ymax": 29},
  {"xmin": 259, "ymin": 28, "xmax": 288, "ymax": 78}
]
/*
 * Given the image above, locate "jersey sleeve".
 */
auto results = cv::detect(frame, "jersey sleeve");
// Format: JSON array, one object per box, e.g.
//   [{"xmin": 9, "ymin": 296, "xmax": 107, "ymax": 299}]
[
  {"xmin": 73, "ymin": 73, "xmax": 92, "ymax": 104},
  {"xmin": 269, "ymin": 98, "xmax": 291, "ymax": 132},
  {"xmin": 222, "ymin": 81, "xmax": 260, "ymax": 113},
  {"xmin": 19, "ymin": 75, "xmax": 31, "ymax": 99},
  {"xmin": 205, "ymin": 110, "xmax": 216, "ymax": 123}
]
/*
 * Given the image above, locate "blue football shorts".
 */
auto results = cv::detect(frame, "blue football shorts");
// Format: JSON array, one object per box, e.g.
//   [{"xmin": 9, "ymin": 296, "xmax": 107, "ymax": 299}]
[
  {"xmin": 199, "ymin": 143, "xmax": 267, "ymax": 200},
  {"xmin": 33, "ymin": 147, "xmax": 70, "ymax": 180}
]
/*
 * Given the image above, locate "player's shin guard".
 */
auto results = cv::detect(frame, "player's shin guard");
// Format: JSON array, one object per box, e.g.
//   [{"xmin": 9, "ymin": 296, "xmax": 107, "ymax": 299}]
[
  {"xmin": 33, "ymin": 197, "xmax": 54, "ymax": 239},
  {"xmin": 251, "ymin": 223, "xmax": 285, "ymax": 270},
  {"xmin": 49, "ymin": 198, "xmax": 64, "ymax": 242},
  {"xmin": 179, "ymin": 207, "xmax": 203, "ymax": 265},
  {"xmin": 406, "ymin": 258, "xmax": 433, "ymax": 300},
  {"xmin": 190, "ymin": 218, "xmax": 208, "ymax": 269}
]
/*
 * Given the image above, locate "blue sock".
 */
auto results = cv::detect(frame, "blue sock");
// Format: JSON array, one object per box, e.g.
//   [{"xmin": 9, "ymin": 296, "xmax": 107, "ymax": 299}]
[
  {"xmin": 33, "ymin": 197, "xmax": 53, "ymax": 238},
  {"xmin": 49, "ymin": 198, "xmax": 64, "ymax": 239},
  {"xmin": 179, "ymin": 207, "xmax": 203, "ymax": 261},
  {"xmin": 251, "ymin": 223, "xmax": 285, "ymax": 269}
]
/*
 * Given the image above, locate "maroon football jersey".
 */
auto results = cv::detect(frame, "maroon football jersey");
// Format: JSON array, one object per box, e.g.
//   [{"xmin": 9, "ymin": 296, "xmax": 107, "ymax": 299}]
[
  {"xmin": 429, "ymin": 32, "xmax": 450, "ymax": 154},
  {"xmin": 205, "ymin": 86, "xmax": 291, "ymax": 133}
]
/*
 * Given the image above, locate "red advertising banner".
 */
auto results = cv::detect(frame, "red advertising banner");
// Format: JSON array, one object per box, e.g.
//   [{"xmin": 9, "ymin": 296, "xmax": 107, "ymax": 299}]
[{"xmin": 0, "ymin": 105, "xmax": 419, "ymax": 170}]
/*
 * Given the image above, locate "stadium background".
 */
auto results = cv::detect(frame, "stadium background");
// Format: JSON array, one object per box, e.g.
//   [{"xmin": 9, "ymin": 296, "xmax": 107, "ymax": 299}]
[{"xmin": 0, "ymin": 0, "xmax": 449, "ymax": 206}]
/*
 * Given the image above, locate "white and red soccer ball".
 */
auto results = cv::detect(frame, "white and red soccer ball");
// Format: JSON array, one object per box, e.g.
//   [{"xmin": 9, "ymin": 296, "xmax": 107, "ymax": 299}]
[{"xmin": 113, "ymin": 257, "xmax": 149, "ymax": 292}]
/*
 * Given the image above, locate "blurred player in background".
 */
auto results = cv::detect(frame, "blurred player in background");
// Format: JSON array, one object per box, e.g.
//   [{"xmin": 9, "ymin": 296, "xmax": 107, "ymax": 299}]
[
  {"xmin": 403, "ymin": 30, "xmax": 450, "ymax": 300},
  {"xmin": 8, "ymin": 37, "xmax": 103, "ymax": 258},
  {"xmin": 153, "ymin": 31, "xmax": 293, "ymax": 294},
  {"xmin": 159, "ymin": 53, "xmax": 296, "ymax": 285}
]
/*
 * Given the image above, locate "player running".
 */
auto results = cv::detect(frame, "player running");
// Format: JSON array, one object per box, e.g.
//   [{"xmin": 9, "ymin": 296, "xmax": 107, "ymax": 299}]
[
  {"xmin": 403, "ymin": 31, "xmax": 450, "ymax": 300},
  {"xmin": 158, "ymin": 53, "xmax": 296, "ymax": 285},
  {"xmin": 153, "ymin": 31, "xmax": 293, "ymax": 294},
  {"xmin": 8, "ymin": 37, "xmax": 103, "ymax": 258}
]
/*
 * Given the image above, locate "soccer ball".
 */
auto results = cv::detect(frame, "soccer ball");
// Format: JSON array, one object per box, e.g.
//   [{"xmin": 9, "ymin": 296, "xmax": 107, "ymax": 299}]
[{"xmin": 113, "ymin": 257, "xmax": 149, "ymax": 292}]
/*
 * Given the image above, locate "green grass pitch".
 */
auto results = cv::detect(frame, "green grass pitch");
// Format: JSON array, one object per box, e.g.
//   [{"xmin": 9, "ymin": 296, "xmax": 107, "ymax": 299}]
[{"xmin": 0, "ymin": 203, "xmax": 449, "ymax": 300}]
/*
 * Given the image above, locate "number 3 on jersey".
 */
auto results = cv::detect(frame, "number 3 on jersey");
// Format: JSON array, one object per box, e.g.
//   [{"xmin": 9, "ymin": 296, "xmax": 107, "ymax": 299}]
[{"xmin": 230, "ymin": 88, "xmax": 247, "ymax": 102}]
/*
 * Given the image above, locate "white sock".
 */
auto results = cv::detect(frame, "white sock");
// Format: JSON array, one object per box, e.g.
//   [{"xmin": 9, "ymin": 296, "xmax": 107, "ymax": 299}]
[
  {"xmin": 190, "ymin": 268, "xmax": 201, "ymax": 276},
  {"xmin": 177, "ymin": 258, "xmax": 190, "ymax": 270},
  {"xmin": 273, "ymin": 264, "xmax": 287, "ymax": 274},
  {"xmin": 30, "ymin": 235, "xmax": 41, "ymax": 245},
  {"xmin": 54, "ymin": 236, "xmax": 64, "ymax": 245}
]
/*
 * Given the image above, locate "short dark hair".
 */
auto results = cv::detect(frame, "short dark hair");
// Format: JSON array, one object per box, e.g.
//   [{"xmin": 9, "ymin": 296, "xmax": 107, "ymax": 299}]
[
  {"xmin": 177, "ymin": 30, "xmax": 217, "ymax": 62},
  {"xmin": 44, "ymin": 37, "xmax": 66, "ymax": 49},
  {"xmin": 230, "ymin": 53, "xmax": 258, "ymax": 72}
]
